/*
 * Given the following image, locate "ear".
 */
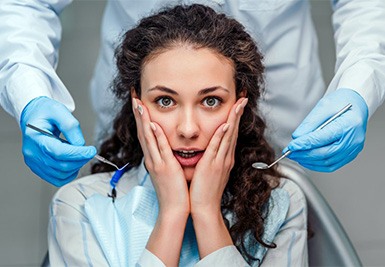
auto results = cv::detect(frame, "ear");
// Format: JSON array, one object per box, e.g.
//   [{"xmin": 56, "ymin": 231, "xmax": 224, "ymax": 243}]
[
  {"xmin": 238, "ymin": 89, "xmax": 247, "ymax": 98},
  {"xmin": 131, "ymin": 87, "xmax": 138, "ymax": 99}
]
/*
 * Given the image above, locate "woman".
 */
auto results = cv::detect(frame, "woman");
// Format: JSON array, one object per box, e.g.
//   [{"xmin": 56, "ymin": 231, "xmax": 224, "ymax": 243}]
[{"xmin": 48, "ymin": 4, "xmax": 307, "ymax": 266}]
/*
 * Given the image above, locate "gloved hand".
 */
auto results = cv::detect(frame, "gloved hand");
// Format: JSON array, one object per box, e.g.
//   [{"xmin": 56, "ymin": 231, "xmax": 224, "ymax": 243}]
[
  {"xmin": 20, "ymin": 96, "xmax": 97, "ymax": 186},
  {"xmin": 284, "ymin": 88, "xmax": 369, "ymax": 172}
]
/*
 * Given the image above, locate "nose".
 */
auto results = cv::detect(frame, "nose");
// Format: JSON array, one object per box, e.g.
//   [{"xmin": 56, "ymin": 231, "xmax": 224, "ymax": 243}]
[{"xmin": 176, "ymin": 108, "xmax": 199, "ymax": 139}]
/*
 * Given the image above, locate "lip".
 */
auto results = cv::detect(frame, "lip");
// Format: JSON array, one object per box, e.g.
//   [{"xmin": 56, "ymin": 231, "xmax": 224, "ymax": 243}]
[{"xmin": 173, "ymin": 148, "xmax": 204, "ymax": 167}]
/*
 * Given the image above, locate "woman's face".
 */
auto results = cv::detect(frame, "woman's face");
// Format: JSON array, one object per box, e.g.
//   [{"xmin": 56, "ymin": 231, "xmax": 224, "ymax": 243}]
[{"xmin": 139, "ymin": 46, "xmax": 237, "ymax": 182}]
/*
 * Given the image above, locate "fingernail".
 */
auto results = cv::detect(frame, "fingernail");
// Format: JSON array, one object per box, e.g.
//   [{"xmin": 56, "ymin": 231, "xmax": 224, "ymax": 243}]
[
  {"xmin": 150, "ymin": 122, "xmax": 156, "ymax": 131},
  {"xmin": 223, "ymin": 123, "xmax": 230, "ymax": 132},
  {"xmin": 242, "ymin": 98, "xmax": 249, "ymax": 108},
  {"xmin": 132, "ymin": 98, "xmax": 138, "ymax": 109},
  {"xmin": 137, "ymin": 105, "xmax": 143, "ymax": 115}
]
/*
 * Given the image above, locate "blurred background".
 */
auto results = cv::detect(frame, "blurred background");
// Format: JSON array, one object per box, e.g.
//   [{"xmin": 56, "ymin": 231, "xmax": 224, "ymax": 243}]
[{"xmin": 0, "ymin": 1, "xmax": 384, "ymax": 266}]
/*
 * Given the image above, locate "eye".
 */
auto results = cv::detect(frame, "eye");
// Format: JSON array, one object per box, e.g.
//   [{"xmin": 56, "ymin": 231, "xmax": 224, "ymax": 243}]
[
  {"xmin": 203, "ymin": 97, "xmax": 222, "ymax": 108},
  {"xmin": 156, "ymin": 96, "xmax": 174, "ymax": 108}
]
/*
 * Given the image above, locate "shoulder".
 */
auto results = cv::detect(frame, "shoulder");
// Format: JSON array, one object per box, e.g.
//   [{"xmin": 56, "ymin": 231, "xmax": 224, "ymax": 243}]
[
  {"xmin": 277, "ymin": 178, "xmax": 307, "ymax": 225},
  {"xmin": 279, "ymin": 178, "xmax": 306, "ymax": 206},
  {"xmin": 50, "ymin": 172, "xmax": 113, "ymax": 217},
  {"xmin": 50, "ymin": 165, "xmax": 144, "ymax": 217}
]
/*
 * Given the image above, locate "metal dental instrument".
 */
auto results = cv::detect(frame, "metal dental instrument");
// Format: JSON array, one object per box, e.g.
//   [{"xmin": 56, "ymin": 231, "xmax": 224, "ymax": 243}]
[
  {"xmin": 94, "ymin": 155, "xmax": 130, "ymax": 171},
  {"xmin": 26, "ymin": 123, "xmax": 128, "ymax": 170},
  {"xmin": 252, "ymin": 103, "xmax": 353, "ymax": 170}
]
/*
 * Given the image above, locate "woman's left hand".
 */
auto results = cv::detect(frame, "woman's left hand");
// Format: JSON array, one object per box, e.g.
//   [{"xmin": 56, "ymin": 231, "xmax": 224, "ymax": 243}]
[{"xmin": 189, "ymin": 97, "xmax": 248, "ymax": 216}]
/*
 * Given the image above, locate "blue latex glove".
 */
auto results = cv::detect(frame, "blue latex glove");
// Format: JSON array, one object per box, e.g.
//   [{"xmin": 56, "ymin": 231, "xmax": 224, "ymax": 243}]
[
  {"xmin": 20, "ymin": 96, "xmax": 97, "ymax": 186},
  {"xmin": 284, "ymin": 88, "xmax": 369, "ymax": 172}
]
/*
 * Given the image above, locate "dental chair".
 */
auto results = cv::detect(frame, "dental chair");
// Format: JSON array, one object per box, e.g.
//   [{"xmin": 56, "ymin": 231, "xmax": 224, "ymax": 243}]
[
  {"xmin": 41, "ymin": 161, "xmax": 362, "ymax": 267},
  {"xmin": 279, "ymin": 160, "xmax": 362, "ymax": 267}
]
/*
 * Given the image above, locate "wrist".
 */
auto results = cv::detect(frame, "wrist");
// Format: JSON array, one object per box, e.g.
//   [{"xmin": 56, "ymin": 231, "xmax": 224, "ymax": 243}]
[
  {"xmin": 158, "ymin": 208, "xmax": 190, "ymax": 224},
  {"xmin": 190, "ymin": 203, "xmax": 221, "ymax": 220},
  {"xmin": 20, "ymin": 96, "xmax": 50, "ymax": 126},
  {"xmin": 191, "ymin": 208, "xmax": 224, "ymax": 228},
  {"xmin": 191, "ymin": 209, "xmax": 233, "ymax": 259},
  {"xmin": 158, "ymin": 199, "xmax": 190, "ymax": 219},
  {"xmin": 147, "ymin": 209, "xmax": 189, "ymax": 266}
]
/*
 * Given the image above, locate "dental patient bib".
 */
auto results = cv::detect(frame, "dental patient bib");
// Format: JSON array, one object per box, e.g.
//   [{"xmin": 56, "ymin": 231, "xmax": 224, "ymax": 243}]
[
  {"xmin": 85, "ymin": 186, "xmax": 200, "ymax": 266},
  {"xmin": 84, "ymin": 179, "xmax": 289, "ymax": 266}
]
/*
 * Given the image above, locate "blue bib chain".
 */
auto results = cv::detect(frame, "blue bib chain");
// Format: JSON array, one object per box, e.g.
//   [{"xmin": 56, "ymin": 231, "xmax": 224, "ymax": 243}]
[{"xmin": 108, "ymin": 165, "xmax": 131, "ymax": 202}]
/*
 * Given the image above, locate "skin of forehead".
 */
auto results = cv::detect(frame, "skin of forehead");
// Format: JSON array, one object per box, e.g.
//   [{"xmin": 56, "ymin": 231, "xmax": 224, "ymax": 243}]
[{"xmin": 140, "ymin": 46, "xmax": 236, "ymax": 97}]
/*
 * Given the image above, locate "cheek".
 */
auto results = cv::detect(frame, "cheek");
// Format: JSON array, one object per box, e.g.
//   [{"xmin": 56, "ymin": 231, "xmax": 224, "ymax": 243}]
[
  {"xmin": 149, "ymin": 112, "xmax": 175, "ymax": 138},
  {"xmin": 202, "ymin": 112, "xmax": 229, "ymax": 137}
]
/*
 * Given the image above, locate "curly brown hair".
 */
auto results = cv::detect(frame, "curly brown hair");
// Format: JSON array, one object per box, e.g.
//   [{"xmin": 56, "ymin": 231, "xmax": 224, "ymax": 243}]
[{"xmin": 91, "ymin": 4, "xmax": 281, "ymax": 264}]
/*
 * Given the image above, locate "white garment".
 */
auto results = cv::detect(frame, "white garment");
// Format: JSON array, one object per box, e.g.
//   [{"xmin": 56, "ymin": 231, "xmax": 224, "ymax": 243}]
[
  {"xmin": 48, "ymin": 161, "xmax": 308, "ymax": 266},
  {"xmin": 1, "ymin": 0, "xmax": 384, "ymax": 150}
]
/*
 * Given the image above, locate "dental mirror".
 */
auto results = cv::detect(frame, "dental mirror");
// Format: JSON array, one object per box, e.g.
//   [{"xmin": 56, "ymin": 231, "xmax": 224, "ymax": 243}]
[{"xmin": 252, "ymin": 150, "xmax": 292, "ymax": 170}]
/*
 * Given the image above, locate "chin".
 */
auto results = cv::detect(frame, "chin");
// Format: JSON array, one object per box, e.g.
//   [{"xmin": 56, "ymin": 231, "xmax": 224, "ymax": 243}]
[{"xmin": 183, "ymin": 167, "xmax": 195, "ymax": 183}]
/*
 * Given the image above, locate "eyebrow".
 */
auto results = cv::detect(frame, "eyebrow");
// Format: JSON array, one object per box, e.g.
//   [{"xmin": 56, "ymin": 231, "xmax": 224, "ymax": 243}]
[{"xmin": 147, "ymin": 85, "xmax": 230, "ymax": 95}]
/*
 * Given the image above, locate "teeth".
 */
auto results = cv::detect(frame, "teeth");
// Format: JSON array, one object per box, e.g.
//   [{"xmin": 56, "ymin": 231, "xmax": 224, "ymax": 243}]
[
  {"xmin": 177, "ymin": 150, "xmax": 197, "ymax": 158},
  {"xmin": 181, "ymin": 150, "xmax": 195, "ymax": 154}
]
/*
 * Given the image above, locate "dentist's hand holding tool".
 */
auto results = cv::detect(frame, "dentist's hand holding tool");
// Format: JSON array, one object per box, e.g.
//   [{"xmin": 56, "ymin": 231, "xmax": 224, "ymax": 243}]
[
  {"xmin": 286, "ymin": 89, "xmax": 369, "ymax": 172},
  {"xmin": 253, "ymin": 102, "xmax": 352, "ymax": 170},
  {"xmin": 20, "ymin": 96, "xmax": 97, "ymax": 186}
]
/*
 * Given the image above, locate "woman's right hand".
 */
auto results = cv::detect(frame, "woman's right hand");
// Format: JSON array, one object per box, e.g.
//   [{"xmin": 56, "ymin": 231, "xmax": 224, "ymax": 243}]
[
  {"xmin": 132, "ymin": 98, "xmax": 190, "ymax": 216},
  {"xmin": 133, "ymin": 98, "xmax": 189, "ymax": 266}
]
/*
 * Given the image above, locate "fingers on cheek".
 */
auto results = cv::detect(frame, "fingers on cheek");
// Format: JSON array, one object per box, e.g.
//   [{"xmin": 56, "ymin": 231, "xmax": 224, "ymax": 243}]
[
  {"xmin": 225, "ymin": 157, "xmax": 235, "ymax": 170},
  {"xmin": 144, "ymin": 158, "xmax": 154, "ymax": 171},
  {"xmin": 150, "ymin": 122, "xmax": 161, "ymax": 139},
  {"xmin": 134, "ymin": 98, "xmax": 147, "ymax": 117},
  {"xmin": 132, "ymin": 98, "xmax": 140, "ymax": 117},
  {"xmin": 227, "ymin": 102, "xmax": 239, "ymax": 123},
  {"xmin": 151, "ymin": 122, "xmax": 167, "ymax": 151},
  {"xmin": 132, "ymin": 97, "xmax": 138, "ymax": 109},
  {"xmin": 143, "ymin": 129, "xmax": 154, "ymax": 144},
  {"xmin": 215, "ymin": 123, "xmax": 232, "ymax": 157},
  {"xmin": 230, "ymin": 98, "xmax": 247, "ymax": 142},
  {"xmin": 234, "ymin": 98, "xmax": 248, "ymax": 122},
  {"xmin": 132, "ymin": 99, "xmax": 147, "ymax": 141},
  {"xmin": 132, "ymin": 98, "xmax": 147, "ymax": 121},
  {"xmin": 222, "ymin": 120, "xmax": 238, "ymax": 157},
  {"xmin": 223, "ymin": 122, "xmax": 235, "ymax": 143},
  {"xmin": 222, "ymin": 123, "xmax": 230, "ymax": 133},
  {"xmin": 226, "ymin": 98, "xmax": 246, "ymax": 134},
  {"xmin": 217, "ymin": 123, "xmax": 230, "ymax": 143}
]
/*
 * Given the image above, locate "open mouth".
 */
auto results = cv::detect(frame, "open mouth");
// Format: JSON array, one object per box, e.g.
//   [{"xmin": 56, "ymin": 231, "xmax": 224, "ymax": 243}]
[
  {"xmin": 175, "ymin": 150, "xmax": 202, "ymax": 158},
  {"xmin": 173, "ymin": 149, "xmax": 205, "ymax": 167}
]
